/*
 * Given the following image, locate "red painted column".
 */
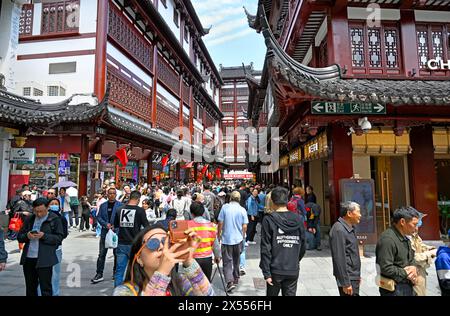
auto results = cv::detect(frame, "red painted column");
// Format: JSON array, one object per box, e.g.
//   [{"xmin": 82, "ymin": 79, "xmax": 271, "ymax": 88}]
[
  {"xmin": 151, "ymin": 46, "xmax": 159, "ymax": 125},
  {"xmin": 147, "ymin": 151, "xmax": 153, "ymax": 184},
  {"xmin": 79, "ymin": 135, "xmax": 90, "ymax": 197},
  {"xmin": 327, "ymin": 5, "xmax": 352, "ymax": 76},
  {"xmin": 400, "ymin": 10, "xmax": 419, "ymax": 77},
  {"xmin": 327, "ymin": 124, "xmax": 354, "ymax": 224},
  {"xmin": 94, "ymin": 0, "xmax": 109, "ymax": 100},
  {"xmin": 408, "ymin": 126, "xmax": 440, "ymax": 240}
]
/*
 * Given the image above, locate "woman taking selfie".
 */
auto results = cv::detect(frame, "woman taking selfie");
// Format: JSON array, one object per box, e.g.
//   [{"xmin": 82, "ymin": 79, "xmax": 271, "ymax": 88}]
[{"xmin": 113, "ymin": 223, "xmax": 214, "ymax": 296}]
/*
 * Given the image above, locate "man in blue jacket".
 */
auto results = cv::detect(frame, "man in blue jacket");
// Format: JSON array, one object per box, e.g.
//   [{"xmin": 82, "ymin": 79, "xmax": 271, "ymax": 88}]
[
  {"xmin": 91, "ymin": 188, "xmax": 123, "ymax": 284},
  {"xmin": 436, "ymin": 236, "xmax": 450, "ymax": 296}
]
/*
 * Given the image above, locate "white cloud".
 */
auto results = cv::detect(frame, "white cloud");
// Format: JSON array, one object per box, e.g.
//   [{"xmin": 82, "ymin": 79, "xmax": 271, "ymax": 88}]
[
  {"xmin": 199, "ymin": 7, "xmax": 246, "ymax": 27},
  {"xmin": 206, "ymin": 28, "xmax": 254, "ymax": 47},
  {"xmin": 206, "ymin": 17, "xmax": 248, "ymax": 40}
]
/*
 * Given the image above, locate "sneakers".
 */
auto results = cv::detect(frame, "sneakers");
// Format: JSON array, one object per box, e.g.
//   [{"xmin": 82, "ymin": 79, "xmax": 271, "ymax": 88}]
[
  {"xmin": 239, "ymin": 268, "xmax": 246, "ymax": 276},
  {"xmin": 248, "ymin": 241, "xmax": 257, "ymax": 245},
  {"xmin": 226, "ymin": 282, "xmax": 236, "ymax": 293},
  {"xmin": 316, "ymin": 247, "xmax": 322, "ymax": 251},
  {"xmin": 245, "ymin": 242, "xmax": 249, "ymax": 247},
  {"xmin": 91, "ymin": 273, "xmax": 104, "ymax": 284}
]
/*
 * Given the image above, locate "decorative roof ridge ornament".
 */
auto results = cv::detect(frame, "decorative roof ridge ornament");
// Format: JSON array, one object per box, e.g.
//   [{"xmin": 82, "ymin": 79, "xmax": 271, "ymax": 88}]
[
  {"xmin": 243, "ymin": 6, "xmax": 257, "ymax": 29},
  {"xmin": 258, "ymin": 4, "xmax": 341, "ymax": 83}
]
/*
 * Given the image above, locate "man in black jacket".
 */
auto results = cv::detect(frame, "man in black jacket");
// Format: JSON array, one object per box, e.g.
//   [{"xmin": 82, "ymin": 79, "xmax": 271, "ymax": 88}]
[
  {"xmin": 0, "ymin": 230, "xmax": 7, "ymax": 271},
  {"xmin": 17, "ymin": 198, "xmax": 64, "ymax": 296},
  {"xmin": 259, "ymin": 187, "xmax": 306, "ymax": 296},
  {"xmin": 329, "ymin": 201, "xmax": 362, "ymax": 296}
]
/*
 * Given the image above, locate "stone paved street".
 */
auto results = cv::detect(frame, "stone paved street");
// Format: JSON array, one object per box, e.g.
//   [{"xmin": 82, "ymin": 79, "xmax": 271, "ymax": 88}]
[{"xmin": 0, "ymin": 228, "xmax": 444, "ymax": 296}]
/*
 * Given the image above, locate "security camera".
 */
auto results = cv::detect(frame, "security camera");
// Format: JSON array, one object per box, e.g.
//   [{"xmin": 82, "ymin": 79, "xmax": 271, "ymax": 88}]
[
  {"xmin": 358, "ymin": 117, "xmax": 372, "ymax": 132},
  {"xmin": 347, "ymin": 127, "xmax": 355, "ymax": 136}
]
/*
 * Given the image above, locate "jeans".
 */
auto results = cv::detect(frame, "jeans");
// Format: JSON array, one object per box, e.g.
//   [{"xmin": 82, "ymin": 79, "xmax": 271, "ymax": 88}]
[
  {"xmin": 240, "ymin": 241, "xmax": 246, "ymax": 269},
  {"xmin": 38, "ymin": 247, "xmax": 62, "ymax": 296},
  {"xmin": 96, "ymin": 231, "xmax": 117, "ymax": 275},
  {"xmin": 95, "ymin": 224, "xmax": 102, "ymax": 237},
  {"xmin": 63, "ymin": 212, "xmax": 72, "ymax": 227},
  {"xmin": 114, "ymin": 243, "xmax": 132, "ymax": 287},
  {"xmin": 266, "ymin": 274, "xmax": 299, "ymax": 296}
]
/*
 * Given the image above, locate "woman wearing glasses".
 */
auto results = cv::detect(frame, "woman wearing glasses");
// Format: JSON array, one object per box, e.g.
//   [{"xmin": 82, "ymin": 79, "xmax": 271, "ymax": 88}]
[{"xmin": 113, "ymin": 223, "xmax": 214, "ymax": 296}]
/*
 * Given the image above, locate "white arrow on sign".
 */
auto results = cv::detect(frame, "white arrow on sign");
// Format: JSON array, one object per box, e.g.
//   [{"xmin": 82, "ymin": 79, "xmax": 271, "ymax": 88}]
[
  {"xmin": 374, "ymin": 103, "xmax": 385, "ymax": 113},
  {"xmin": 313, "ymin": 102, "xmax": 324, "ymax": 112}
]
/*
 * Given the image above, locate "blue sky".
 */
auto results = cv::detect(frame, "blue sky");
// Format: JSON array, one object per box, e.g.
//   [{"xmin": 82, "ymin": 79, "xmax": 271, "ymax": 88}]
[{"xmin": 191, "ymin": 0, "xmax": 266, "ymax": 71}]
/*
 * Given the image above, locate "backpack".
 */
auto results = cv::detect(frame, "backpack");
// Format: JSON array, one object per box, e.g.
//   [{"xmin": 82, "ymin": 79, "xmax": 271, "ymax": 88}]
[{"xmin": 287, "ymin": 196, "xmax": 301, "ymax": 215}]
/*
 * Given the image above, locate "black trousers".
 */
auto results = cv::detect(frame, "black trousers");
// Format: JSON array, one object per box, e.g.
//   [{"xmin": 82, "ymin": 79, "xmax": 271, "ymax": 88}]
[
  {"xmin": 246, "ymin": 216, "xmax": 258, "ymax": 242},
  {"xmin": 222, "ymin": 243, "xmax": 242, "ymax": 284},
  {"xmin": 338, "ymin": 280, "xmax": 360, "ymax": 296},
  {"xmin": 70, "ymin": 205, "xmax": 79, "ymax": 226},
  {"xmin": 96, "ymin": 233, "xmax": 117, "ymax": 275},
  {"xmin": 195, "ymin": 257, "xmax": 213, "ymax": 281},
  {"xmin": 266, "ymin": 274, "xmax": 298, "ymax": 296},
  {"xmin": 379, "ymin": 282, "xmax": 415, "ymax": 296},
  {"xmin": 23, "ymin": 258, "xmax": 53, "ymax": 296},
  {"xmin": 79, "ymin": 213, "xmax": 90, "ymax": 230}
]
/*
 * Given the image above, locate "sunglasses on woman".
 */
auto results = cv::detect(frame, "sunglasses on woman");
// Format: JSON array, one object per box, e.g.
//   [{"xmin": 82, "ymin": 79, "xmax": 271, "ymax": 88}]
[{"xmin": 144, "ymin": 237, "xmax": 166, "ymax": 252}]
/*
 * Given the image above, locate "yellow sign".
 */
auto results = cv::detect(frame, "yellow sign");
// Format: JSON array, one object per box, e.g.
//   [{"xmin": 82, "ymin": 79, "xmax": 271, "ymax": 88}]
[
  {"xmin": 94, "ymin": 154, "xmax": 102, "ymax": 161},
  {"xmin": 280, "ymin": 155, "xmax": 289, "ymax": 168},
  {"xmin": 289, "ymin": 148, "xmax": 302, "ymax": 165},
  {"xmin": 304, "ymin": 133, "xmax": 328, "ymax": 161}
]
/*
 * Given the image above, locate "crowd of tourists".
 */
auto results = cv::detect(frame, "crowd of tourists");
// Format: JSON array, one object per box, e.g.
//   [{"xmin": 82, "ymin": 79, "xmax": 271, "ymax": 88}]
[{"xmin": 1, "ymin": 179, "xmax": 449, "ymax": 297}]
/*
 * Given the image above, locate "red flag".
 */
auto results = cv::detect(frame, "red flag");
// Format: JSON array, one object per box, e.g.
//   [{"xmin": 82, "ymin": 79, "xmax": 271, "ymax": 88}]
[
  {"xmin": 161, "ymin": 154, "xmax": 170, "ymax": 168},
  {"xmin": 215, "ymin": 168, "xmax": 221, "ymax": 179},
  {"xmin": 207, "ymin": 173, "xmax": 214, "ymax": 181},
  {"xmin": 201, "ymin": 164, "xmax": 209, "ymax": 175},
  {"xmin": 181, "ymin": 161, "xmax": 194, "ymax": 169},
  {"xmin": 115, "ymin": 147, "xmax": 128, "ymax": 168}
]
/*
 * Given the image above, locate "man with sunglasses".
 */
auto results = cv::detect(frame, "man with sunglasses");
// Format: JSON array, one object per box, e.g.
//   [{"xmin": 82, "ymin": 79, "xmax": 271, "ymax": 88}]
[
  {"xmin": 113, "ymin": 191, "xmax": 149, "ymax": 287},
  {"xmin": 91, "ymin": 188, "xmax": 123, "ymax": 284}
]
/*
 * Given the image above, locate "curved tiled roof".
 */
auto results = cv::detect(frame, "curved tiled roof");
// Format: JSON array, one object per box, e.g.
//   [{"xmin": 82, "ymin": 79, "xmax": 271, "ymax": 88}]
[
  {"xmin": 0, "ymin": 89, "xmax": 105, "ymax": 125},
  {"xmin": 259, "ymin": 5, "xmax": 450, "ymax": 106}
]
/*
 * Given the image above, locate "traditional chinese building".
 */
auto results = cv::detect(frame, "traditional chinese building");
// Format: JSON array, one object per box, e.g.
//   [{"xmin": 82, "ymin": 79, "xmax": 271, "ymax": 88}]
[
  {"xmin": 219, "ymin": 64, "xmax": 262, "ymax": 172},
  {"xmin": 0, "ymin": 0, "xmax": 227, "ymax": 197},
  {"xmin": 246, "ymin": 1, "xmax": 450, "ymax": 241}
]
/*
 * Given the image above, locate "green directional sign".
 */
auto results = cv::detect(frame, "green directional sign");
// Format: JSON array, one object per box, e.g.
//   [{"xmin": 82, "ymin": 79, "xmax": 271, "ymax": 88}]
[{"xmin": 311, "ymin": 101, "xmax": 386, "ymax": 115}]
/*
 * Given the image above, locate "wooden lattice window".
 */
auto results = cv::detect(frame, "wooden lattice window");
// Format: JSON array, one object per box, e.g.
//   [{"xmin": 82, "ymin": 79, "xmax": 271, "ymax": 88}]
[
  {"xmin": 182, "ymin": 82, "xmax": 190, "ymax": 105},
  {"xmin": 157, "ymin": 57, "xmax": 180, "ymax": 95},
  {"xmin": 19, "ymin": 4, "xmax": 34, "ymax": 37},
  {"xmin": 108, "ymin": 5, "xmax": 153, "ymax": 71},
  {"xmin": 416, "ymin": 24, "xmax": 449, "ymax": 74},
  {"xmin": 41, "ymin": 1, "xmax": 80, "ymax": 35},
  {"xmin": 384, "ymin": 29, "xmax": 400, "ymax": 68},
  {"xmin": 107, "ymin": 65, "xmax": 152, "ymax": 122},
  {"xmin": 350, "ymin": 27, "xmax": 365, "ymax": 67},
  {"xmin": 349, "ymin": 22, "xmax": 401, "ymax": 75}
]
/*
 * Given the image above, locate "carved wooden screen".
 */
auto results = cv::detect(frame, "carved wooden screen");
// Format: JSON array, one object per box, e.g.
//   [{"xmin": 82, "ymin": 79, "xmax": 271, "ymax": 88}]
[
  {"xmin": 416, "ymin": 24, "xmax": 449, "ymax": 76},
  {"xmin": 349, "ymin": 22, "xmax": 401, "ymax": 75},
  {"xmin": 319, "ymin": 39, "xmax": 328, "ymax": 67},
  {"xmin": 182, "ymin": 82, "xmax": 190, "ymax": 105},
  {"xmin": 19, "ymin": 4, "xmax": 34, "ymax": 37},
  {"xmin": 107, "ymin": 65, "xmax": 152, "ymax": 122},
  {"xmin": 156, "ymin": 104, "xmax": 179, "ymax": 133},
  {"xmin": 157, "ymin": 57, "xmax": 180, "ymax": 96},
  {"xmin": 108, "ymin": 5, "xmax": 153, "ymax": 71},
  {"xmin": 41, "ymin": 1, "xmax": 80, "ymax": 35}
]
